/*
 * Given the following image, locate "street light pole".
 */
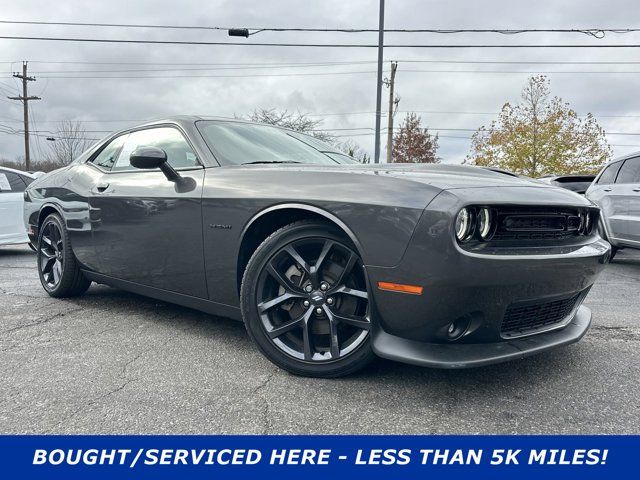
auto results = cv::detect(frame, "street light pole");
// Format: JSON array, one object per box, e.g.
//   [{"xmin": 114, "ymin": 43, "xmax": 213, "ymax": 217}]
[{"xmin": 373, "ymin": 0, "xmax": 385, "ymax": 163}]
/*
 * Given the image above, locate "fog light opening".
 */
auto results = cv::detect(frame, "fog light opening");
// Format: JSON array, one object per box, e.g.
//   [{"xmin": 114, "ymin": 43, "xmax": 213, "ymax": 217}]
[{"xmin": 446, "ymin": 316, "xmax": 472, "ymax": 341}]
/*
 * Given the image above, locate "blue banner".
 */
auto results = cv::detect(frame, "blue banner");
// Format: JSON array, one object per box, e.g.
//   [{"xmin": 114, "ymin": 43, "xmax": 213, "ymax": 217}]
[{"xmin": 0, "ymin": 435, "xmax": 635, "ymax": 479}]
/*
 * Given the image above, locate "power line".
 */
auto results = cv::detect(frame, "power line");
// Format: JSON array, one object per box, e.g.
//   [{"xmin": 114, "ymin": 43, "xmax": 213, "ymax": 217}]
[
  {"xmin": 12, "ymin": 59, "xmax": 640, "ymax": 66},
  {"xmin": 395, "ymin": 59, "xmax": 640, "ymax": 65},
  {"xmin": 0, "ymin": 71, "xmax": 379, "ymax": 79},
  {"xmin": 5, "ymin": 35, "xmax": 640, "ymax": 48},
  {"xmin": 8, "ymin": 123, "xmax": 640, "ymax": 137},
  {"xmin": 28, "ymin": 64, "xmax": 379, "ymax": 73},
  {"xmin": 2, "ymin": 108, "xmax": 640, "ymax": 123},
  {"xmin": 1, "ymin": 109, "xmax": 638, "ymax": 123},
  {"xmin": 2, "ymin": 20, "xmax": 640, "ymax": 38},
  {"xmin": 400, "ymin": 69, "xmax": 640, "ymax": 74},
  {"xmin": 15, "ymin": 69, "xmax": 640, "ymax": 79},
  {"xmin": 24, "ymin": 60, "xmax": 378, "ymax": 66},
  {"xmin": 400, "ymin": 110, "xmax": 640, "ymax": 119},
  {"xmin": 330, "ymin": 127, "xmax": 640, "ymax": 136}
]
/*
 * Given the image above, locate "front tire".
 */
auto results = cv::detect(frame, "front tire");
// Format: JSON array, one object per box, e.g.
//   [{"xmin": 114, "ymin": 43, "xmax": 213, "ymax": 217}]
[
  {"xmin": 37, "ymin": 213, "xmax": 91, "ymax": 297},
  {"xmin": 241, "ymin": 221, "xmax": 375, "ymax": 377}
]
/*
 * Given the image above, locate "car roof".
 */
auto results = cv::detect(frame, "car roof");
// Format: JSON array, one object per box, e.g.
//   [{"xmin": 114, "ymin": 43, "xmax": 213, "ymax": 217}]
[
  {"xmin": 0, "ymin": 166, "xmax": 36, "ymax": 178},
  {"xmin": 603, "ymin": 150, "xmax": 640, "ymax": 168},
  {"xmin": 109, "ymin": 115, "xmax": 319, "ymax": 137}
]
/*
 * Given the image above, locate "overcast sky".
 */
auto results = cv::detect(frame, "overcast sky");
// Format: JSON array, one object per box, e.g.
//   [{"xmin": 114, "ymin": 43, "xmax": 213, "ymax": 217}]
[{"xmin": 2, "ymin": 0, "xmax": 640, "ymax": 164}]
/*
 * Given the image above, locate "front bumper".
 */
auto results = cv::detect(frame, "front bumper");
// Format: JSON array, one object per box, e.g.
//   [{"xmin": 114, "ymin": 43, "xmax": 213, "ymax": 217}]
[
  {"xmin": 372, "ymin": 305, "xmax": 591, "ymax": 368},
  {"xmin": 365, "ymin": 187, "xmax": 610, "ymax": 368}
]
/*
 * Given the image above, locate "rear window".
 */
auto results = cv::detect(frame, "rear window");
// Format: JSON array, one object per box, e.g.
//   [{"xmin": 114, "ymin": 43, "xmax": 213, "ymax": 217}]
[
  {"xmin": 0, "ymin": 170, "xmax": 28, "ymax": 192},
  {"xmin": 597, "ymin": 162, "xmax": 622, "ymax": 185},
  {"xmin": 616, "ymin": 157, "xmax": 640, "ymax": 184}
]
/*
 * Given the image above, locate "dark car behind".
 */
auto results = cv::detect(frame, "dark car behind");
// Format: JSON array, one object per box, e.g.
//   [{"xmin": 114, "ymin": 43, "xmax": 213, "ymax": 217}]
[{"xmin": 538, "ymin": 175, "xmax": 596, "ymax": 195}]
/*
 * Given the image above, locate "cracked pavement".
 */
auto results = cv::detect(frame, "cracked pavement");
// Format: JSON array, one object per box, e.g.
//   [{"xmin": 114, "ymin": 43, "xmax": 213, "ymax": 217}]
[{"xmin": 1, "ymin": 245, "xmax": 639, "ymax": 434}]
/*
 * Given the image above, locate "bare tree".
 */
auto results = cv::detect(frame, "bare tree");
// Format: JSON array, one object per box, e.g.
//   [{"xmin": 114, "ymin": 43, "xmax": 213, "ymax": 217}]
[
  {"xmin": 337, "ymin": 139, "xmax": 371, "ymax": 163},
  {"xmin": 46, "ymin": 120, "xmax": 93, "ymax": 167},
  {"xmin": 244, "ymin": 108, "xmax": 335, "ymax": 143}
]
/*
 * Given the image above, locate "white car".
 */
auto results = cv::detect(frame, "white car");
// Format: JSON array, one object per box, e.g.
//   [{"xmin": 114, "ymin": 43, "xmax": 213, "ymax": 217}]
[
  {"xmin": 0, "ymin": 166, "xmax": 38, "ymax": 247},
  {"xmin": 586, "ymin": 153, "xmax": 640, "ymax": 259}
]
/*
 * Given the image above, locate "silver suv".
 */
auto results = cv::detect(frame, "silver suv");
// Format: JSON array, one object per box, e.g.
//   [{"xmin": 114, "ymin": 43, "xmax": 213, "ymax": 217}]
[{"xmin": 586, "ymin": 153, "xmax": 640, "ymax": 259}]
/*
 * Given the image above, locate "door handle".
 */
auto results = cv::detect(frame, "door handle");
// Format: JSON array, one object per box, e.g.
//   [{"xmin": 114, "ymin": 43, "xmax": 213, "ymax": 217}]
[
  {"xmin": 92, "ymin": 183, "xmax": 111, "ymax": 194},
  {"xmin": 633, "ymin": 188, "xmax": 640, "ymax": 192},
  {"xmin": 603, "ymin": 188, "xmax": 612, "ymax": 192}
]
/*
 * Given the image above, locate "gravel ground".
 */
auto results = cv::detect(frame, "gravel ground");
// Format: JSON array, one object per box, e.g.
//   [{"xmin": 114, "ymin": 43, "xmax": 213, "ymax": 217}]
[{"xmin": 1, "ymin": 244, "xmax": 638, "ymax": 434}]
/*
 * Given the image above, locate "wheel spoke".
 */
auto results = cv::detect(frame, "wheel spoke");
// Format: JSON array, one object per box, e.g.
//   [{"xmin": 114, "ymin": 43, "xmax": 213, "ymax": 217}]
[
  {"xmin": 284, "ymin": 245, "xmax": 312, "ymax": 278},
  {"xmin": 267, "ymin": 306, "xmax": 313, "ymax": 339},
  {"xmin": 258, "ymin": 292, "xmax": 304, "ymax": 314},
  {"xmin": 267, "ymin": 317, "xmax": 302, "ymax": 339},
  {"xmin": 324, "ymin": 306, "xmax": 370, "ymax": 331},
  {"xmin": 41, "ymin": 256, "xmax": 55, "ymax": 273},
  {"xmin": 266, "ymin": 262, "xmax": 303, "ymax": 294},
  {"xmin": 331, "ymin": 285, "xmax": 368, "ymax": 300},
  {"xmin": 333, "ymin": 252, "xmax": 358, "ymax": 288},
  {"xmin": 314, "ymin": 240, "xmax": 334, "ymax": 273},
  {"xmin": 52, "ymin": 261, "xmax": 61, "ymax": 284},
  {"xmin": 302, "ymin": 312, "xmax": 313, "ymax": 360},
  {"xmin": 328, "ymin": 317, "xmax": 340, "ymax": 358},
  {"xmin": 41, "ymin": 235, "xmax": 53, "ymax": 248}
]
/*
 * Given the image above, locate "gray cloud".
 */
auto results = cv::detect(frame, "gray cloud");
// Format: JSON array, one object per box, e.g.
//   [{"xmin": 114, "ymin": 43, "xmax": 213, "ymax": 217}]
[{"xmin": 2, "ymin": 0, "xmax": 640, "ymax": 164}]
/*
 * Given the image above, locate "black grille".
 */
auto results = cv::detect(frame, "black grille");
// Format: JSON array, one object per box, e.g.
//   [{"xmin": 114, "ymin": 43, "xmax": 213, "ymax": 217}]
[
  {"xmin": 501, "ymin": 293, "xmax": 582, "ymax": 337},
  {"xmin": 491, "ymin": 207, "xmax": 587, "ymax": 242}
]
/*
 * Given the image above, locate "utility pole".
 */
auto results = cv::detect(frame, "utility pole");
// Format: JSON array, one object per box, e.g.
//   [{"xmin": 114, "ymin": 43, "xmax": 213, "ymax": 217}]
[
  {"xmin": 384, "ymin": 61, "xmax": 398, "ymax": 163},
  {"xmin": 373, "ymin": 0, "xmax": 385, "ymax": 163},
  {"xmin": 8, "ymin": 61, "xmax": 40, "ymax": 171}
]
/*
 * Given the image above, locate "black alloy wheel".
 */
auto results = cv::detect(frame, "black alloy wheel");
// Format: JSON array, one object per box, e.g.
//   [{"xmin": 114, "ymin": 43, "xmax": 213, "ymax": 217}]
[
  {"xmin": 241, "ymin": 221, "xmax": 375, "ymax": 377},
  {"xmin": 39, "ymin": 220, "xmax": 64, "ymax": 289},
  {"xmin": 37, "ymin": 213, "xmax": 91, "ymax": 297}
]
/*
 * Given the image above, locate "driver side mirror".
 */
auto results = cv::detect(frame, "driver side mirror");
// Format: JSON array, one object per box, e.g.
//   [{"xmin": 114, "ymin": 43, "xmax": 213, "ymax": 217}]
[{"xmin": 130, "ymin": 146, "xmax": 181, "ymax": 182}]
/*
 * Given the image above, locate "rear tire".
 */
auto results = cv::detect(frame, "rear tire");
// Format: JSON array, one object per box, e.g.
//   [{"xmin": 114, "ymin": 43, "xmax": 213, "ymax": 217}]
[
  {"xmin": 37, "ymin": 213, "xmax": 91, "ymax": 297},
  {"xmin": 240, "ymin": 220, "xmax": 375, "ymax": 378}
]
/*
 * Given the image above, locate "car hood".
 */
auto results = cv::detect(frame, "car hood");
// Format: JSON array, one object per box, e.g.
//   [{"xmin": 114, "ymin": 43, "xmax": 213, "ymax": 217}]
[{"xmin": 247, "ymin": 163, "xmax": 546, "ymax": 191}]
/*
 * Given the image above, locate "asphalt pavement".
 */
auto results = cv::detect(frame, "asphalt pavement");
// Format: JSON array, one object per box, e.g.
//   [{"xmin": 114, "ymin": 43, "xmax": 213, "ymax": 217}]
[{"xmin": 1, "ymin": 244, "xmax": 638, "ymax": 434}]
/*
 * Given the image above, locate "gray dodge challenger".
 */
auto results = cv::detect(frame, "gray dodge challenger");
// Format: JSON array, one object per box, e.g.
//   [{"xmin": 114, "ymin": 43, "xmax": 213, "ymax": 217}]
[{"xmin": 24, "ymin": 116, "xmax": 611, "ymax": 377}]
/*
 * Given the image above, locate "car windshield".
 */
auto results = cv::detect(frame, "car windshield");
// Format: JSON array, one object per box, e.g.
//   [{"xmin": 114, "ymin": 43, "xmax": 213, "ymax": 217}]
[{"xmin": 196, "ymin": 120, "xmax": 357, "ymax": 165}]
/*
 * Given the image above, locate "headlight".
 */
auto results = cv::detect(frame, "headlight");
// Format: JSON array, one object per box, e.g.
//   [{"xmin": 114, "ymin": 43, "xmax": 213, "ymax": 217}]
[
  {"xmin": 578, "ymin": 211, "xmax": 591, "ymax": 235},
  {"xmin": 478, "ymin": 207, "xmax": 494, "ymax": 240},
  {"xmin": 584, "ymin": 212, "xmax": 590, "ymax": 234},
  {"xmin": 455, "ymin": 208, "xmax": 473, "ymax": 242}
]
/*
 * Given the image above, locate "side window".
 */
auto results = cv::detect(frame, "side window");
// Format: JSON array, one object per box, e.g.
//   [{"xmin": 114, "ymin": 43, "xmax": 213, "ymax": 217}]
[
  {"xmin": 0, "ymin": 171, "xmax": 27, "ymax": 192},
  {"xmin": 112, "ymin": 127, "xmax": 198, "ymax": 172},
  {"xmin": 90, "ymin": 134, "xmax": 128, "ymax": 171},
  {"xmin": 20, "ymin": 174, "xmax": 34, "ymax": 188},
  {"xmin": 616, "ymin": 157, "xmax": 640, "ymax": 184},
  {"xmin": 597, "ymin": 162, "xmax": 622, "ymax": 185}
]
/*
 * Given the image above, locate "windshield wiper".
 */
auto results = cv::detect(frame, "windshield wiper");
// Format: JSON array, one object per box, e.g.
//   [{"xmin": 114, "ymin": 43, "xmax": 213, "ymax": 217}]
[{"xmin": 241, "ymin": 160, "xmax": 302, "ymax": 165}]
